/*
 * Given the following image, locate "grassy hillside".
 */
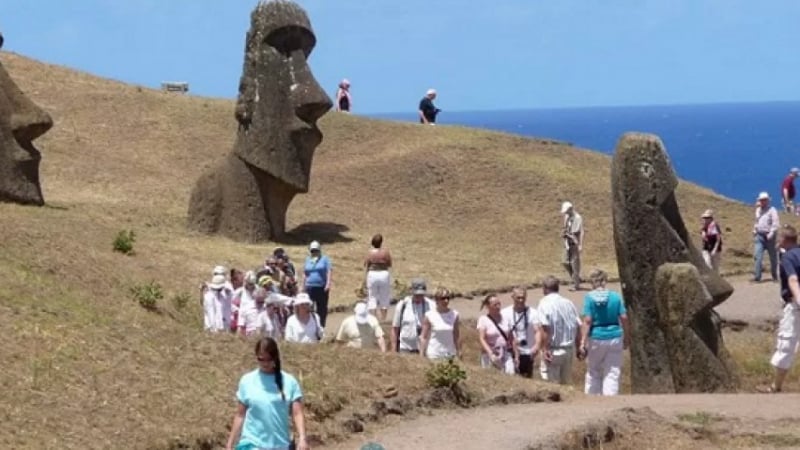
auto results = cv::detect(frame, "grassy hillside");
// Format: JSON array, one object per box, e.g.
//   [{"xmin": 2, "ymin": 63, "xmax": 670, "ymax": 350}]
[{"xmin": 0, "ymin": 52, "xmax": 762, "ymax": 448}]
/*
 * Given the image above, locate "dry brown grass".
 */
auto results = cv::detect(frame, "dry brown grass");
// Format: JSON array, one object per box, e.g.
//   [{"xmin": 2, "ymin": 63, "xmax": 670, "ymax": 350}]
[{"xmin": 0, "ymin": 52, "xmax": 779, "ymax": 449}]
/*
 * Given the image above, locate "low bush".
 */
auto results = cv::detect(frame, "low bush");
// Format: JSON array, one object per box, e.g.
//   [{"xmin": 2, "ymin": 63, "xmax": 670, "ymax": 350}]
[
  {"xmin": 113, "ymin": 230, "xmax": 136, "ymax": 255},
  {"xmin": 425, "ymin": 358, "xmax": 467, "ymax": 389},
  {"xmin": 130, "ymin": 281, "xmax": 163, "ymax": 311}
]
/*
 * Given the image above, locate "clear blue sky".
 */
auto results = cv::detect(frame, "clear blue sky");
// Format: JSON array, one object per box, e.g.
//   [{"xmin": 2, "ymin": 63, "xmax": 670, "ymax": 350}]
[{"xmin": 1, "ymin": 0, "xmax": 797, "ymax": 114}]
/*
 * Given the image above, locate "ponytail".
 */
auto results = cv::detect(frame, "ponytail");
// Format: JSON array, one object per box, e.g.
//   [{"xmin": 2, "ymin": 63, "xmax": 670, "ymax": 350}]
[{"xmin": 480, "ymin": 294, "xmax": 494, "ymax": 311}]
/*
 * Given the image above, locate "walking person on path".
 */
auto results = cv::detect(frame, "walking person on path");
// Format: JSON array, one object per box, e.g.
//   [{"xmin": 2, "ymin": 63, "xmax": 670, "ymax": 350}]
[
  {"xmin": 203, "ymin": 273, "xmax": 233, "ymax": 333},
  {"xmin": 761, "ymin": 225, "xmax": 800, "ymax": 393},
  {"xmin": 225, "ymin": 337, "xmax": 309, "ymax": 450},
  {"xmin": 301, "ymin": 240, "xmax": 332, "ymax": 327},
  {"xmin": 781, "ymin": 167, "xmax": 799, "ymax": 214},
  {"xmin": 364, "ymin": 233, "xmax": 392, "ymax": 322},
  {"xmin": 501, "ymin": 287, "xmax": 540, "ymax": 378},
  {"xmin": 420, "ymin": 287, "xmax": 461, "ymax": 360},
  {"xmin": 477, "ymin": 294, "xmax": 517, "ymax": 374},
  {"xmin": 701, "ymin": 209, "xmax": 723, "ymax": 273},
  {"xmin": 537, "ymin": 276, "xmax": 583, "ymax": 385},
  {"xmin": 284, "ymin": 294, "xmax": 323, "ymax": 344},
  {"xmin": 579, "ymin": 269, "xmax": 630, "ymax": 396},
  {"xmin": 392, "ymin": 278, "xmax": 435, "ymax": 354},
  {"xmin": 753, "ymin": 192, "xmax": 780, "ymax": 282},
  {"xmin": 561, "ymin": 201, "xmax": 585, "ymax": 291}
]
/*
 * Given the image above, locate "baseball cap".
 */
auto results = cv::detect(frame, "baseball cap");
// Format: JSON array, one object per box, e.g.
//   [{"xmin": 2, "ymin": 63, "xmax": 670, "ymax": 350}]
[
  {"xmin": 309, "ymin": 241, "xmax": 321, "ymax": 251},
  {"xmin": 792, "ymin": 167, "xmax": 799, "ymax": 174},
  {"xmin": 757, "ymin": 192, "xmax": 770, "ymax": 200},
  {"xmin": 411, "ymin": 278, "xmax": 427, "ymax": 295}
]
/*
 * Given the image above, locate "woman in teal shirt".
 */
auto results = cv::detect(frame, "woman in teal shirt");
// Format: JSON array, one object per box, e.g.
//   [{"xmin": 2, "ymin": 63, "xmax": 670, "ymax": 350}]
[
  {"xmin": 226, "ymin": 337, "xmax": 309, "ymax": 450},
  {"xmin": 579, "ymin": 269, "xmax": 630, "ymax": 396}
]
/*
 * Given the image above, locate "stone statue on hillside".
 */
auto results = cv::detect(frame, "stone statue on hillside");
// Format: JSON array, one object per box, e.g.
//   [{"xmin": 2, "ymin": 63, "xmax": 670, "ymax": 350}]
[
  {"xmin": 187, "ymin": 0, "xmax": 332, "ymax": 242},
  {"xmin": 611, "ymin": 132, "xmax": 736, "ymax": 393},
  {"xmin": 0, "ymin": 32, "xmax": 54, "ymax": 206}
]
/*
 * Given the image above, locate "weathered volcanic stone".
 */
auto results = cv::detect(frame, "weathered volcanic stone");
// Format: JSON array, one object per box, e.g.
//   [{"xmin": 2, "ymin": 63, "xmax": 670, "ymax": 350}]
[
  {"xmin": 188, "ymin": 0, "xmax": 332, "ymax": 242},
  {"xmin": 655, "ymin": 263, "xmax": 737, "ymax": 392},
  {"xmin": 611, "ymin": 132, "xmax": 735, "ymax": 393},
  {"xmin": 0, "ymin": 32, "xmax": 53, "ymax": 205}
]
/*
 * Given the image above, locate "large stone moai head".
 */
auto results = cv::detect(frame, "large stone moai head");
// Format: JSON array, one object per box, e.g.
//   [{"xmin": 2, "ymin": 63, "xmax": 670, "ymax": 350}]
[
  {"xmin": 233, "ymin": 0, "xmax": 332, "ymax": 193},
  {"xmin": 0, "ymin": 32, "xmax": 54, "ymax": 205},
  {"xmin": 611, "ymin": 133, "xmax": 734, "ymax": 393}
]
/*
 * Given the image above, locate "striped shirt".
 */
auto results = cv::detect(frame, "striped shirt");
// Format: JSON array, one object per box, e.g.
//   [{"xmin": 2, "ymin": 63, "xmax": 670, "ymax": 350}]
[{"xmin": 537, "ymin": 293, "xmax": 581, "ymax": 348}]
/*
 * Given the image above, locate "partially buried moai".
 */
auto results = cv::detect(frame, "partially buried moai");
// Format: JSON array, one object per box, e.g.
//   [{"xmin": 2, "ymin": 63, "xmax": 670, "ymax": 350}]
[
  {"xmin": 611, "ymin": 132, "xmax": 737, "ymax": 393},
  {"xmin": 188, "ymin": 0, "xmax": 332, "ymax": 242},
  {"xmin": 0, "ymin": 32, "xmax": 54, "ymax": 206}
]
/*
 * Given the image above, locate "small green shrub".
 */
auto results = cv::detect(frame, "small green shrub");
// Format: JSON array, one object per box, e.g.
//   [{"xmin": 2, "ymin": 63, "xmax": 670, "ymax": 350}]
[
  {"xmin": 170, "ymin": 292, "xmax": 191, "ymax": 311},
  {"xmin": 425, "ymin": 358, "xmax": 467, "ymax": 389},
  {"xmin": 130, "ymin": 281, "xmax": 163, "ymax": 311},
  {"xmin": 113, "ymin": 230, "xmax": 136, "ymax": 255}
]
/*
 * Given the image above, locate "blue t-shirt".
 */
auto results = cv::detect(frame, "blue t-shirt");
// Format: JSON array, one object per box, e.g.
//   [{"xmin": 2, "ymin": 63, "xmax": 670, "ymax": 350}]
[
  {"xmin": 780, "ymin": 246, "xmax": 800, "ymax": 301},
  {"xmin": 236, "ymin": 369, "xmax": 303, "ymax": 450},
  {"xmin": 582, "ymin": 289, "xmax": 626, "ymax": 340},
  {"xmin": 304, "ymin": 255, "xmax": 331, "ymax": 288}
]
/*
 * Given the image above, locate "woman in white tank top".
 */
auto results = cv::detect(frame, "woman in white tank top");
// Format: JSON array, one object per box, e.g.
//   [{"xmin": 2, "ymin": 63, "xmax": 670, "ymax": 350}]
[{"xmin": 420, "ymin": 287, "xmax": 461, "ymax": 360}]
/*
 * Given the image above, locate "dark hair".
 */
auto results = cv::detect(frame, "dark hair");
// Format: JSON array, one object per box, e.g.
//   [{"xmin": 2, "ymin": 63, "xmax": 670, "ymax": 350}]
[
  {"xmin": 480, "ymin": 294, "xmax": 496, "ymax": 311},
  {"xmin": 255, "ymin": 337, "xmax": 285, "ymax": 401},
  {"xmin": 230, "ymin": 268, "xmax": 243, "ymax": 279},
  {"xmin": 542, "ymin": 276, "xmax": 560, "ymax": 293},
  {"xmin": 371, "ymin": 234, "xmax": 383, "ymax": 249}
]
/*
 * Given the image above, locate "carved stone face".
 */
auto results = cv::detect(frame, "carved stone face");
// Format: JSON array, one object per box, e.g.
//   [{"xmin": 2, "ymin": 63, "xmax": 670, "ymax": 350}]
[
  {"xmin": 0, "ymin": 33, "xmax": 53, "ymax": 205},
  {"xmin": 233, "ymin": 1, "xmax": 332, "ymax": 193}
]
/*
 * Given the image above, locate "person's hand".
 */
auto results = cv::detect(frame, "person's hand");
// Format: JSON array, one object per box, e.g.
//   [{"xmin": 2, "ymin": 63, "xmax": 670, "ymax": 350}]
[
  {"xmin": 543, "ymin": 350, "xmax": 553, "ymax": 363},
  {"xmin": 578, "ymin": 245, "xmax": 583, "ymax": 253},
  {"xmin": 514, "ymin": 355, "xmax": 520, "ymax": 368},
  {"xmin": 324, "ymin": 285, "xmax": 330, "ymax": 292},
  {"xmin": 577, "ymin": 346, "xmax": 587, "ymax": 360},
  {"xmin": 296, "ymin": 436, "xmax": 310, "ymax": 450}
]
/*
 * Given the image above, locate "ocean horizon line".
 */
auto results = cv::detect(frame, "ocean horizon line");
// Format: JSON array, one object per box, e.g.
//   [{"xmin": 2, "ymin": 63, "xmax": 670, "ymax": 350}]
[{"xmin": 368, "ymin": 99, "xmax": 800, "ymax": 118}]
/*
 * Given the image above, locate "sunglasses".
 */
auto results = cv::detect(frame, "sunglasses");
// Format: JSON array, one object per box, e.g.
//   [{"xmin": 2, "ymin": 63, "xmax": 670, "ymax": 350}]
[{"xmin": 257, "ymin": 355, "xmax": 273, "ymax": 363}]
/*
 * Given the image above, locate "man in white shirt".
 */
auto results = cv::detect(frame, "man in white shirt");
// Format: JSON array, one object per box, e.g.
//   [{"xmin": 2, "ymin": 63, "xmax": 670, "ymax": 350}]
[
  {"xmin": 392, "ymin": 278, "xmax": 435, "ymax": 353},
  {"xmin": 753, "ymin": 191, "xmax": 780, "ymax": 282},
  {"xmin": 203, "ymin": 274, "xmax": 233, "ymax": 332},
  {"xmin": 537, "ymin": 276, "xmax": 583, "ymax": 385},
  {"xmin": 561, "ymin": 201, "xmax": 585, "ymax": 291},
  {"xmin": 336, "ymin": 302, "xmax": 387, "ymax": 352},
  {"xmin": 501, "ymin": 286, "xmax": 540, "ymax": 378}
]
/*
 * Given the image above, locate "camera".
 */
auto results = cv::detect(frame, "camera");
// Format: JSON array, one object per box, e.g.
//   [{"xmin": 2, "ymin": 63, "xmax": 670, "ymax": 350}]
[
  {"xmin": 416, "ymin": 326, "xmax": 422, "ymax": 336},
  {"xmin": 519, "ymin": 339, "xmax": 528, "ymax": 347}
]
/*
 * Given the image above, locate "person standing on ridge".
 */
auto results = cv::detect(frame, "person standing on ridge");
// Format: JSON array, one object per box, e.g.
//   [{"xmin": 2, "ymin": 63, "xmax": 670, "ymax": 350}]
[
  {"xmin": 561, "ymin": 201, "xmax": 584, "ymax": 291},
  {"xmin": 782, "ymin": 167, "xmax": 800, "ymax": 215},
  {"xmin": 336, "ymin": 79, "xmax": 351, "ymax": 113},
  {"xmin": 418, "ymin": 89, "xmax": 441, "ymax": 125},
  {"xmin": 753, "ymin": 191, "xmax": 780, "ymax": 282}
]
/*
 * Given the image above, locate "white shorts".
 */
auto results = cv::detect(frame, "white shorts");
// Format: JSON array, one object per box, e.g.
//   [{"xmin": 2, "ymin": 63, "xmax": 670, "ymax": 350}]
[
  {"xmin": 366, "ymin": 270, "xmax": 392, "ymax": 310},
  {"xmin": 771, "ymin": 335, "xmax": 800, "ymax": 370}
]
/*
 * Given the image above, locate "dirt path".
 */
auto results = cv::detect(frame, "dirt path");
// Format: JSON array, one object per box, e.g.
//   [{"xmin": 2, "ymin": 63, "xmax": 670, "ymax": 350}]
[
  {"xmin": 323, "ymin": 275, "xmax": 781, "ymax": 334},
  {"xmin": 328, "ymin": 393, "xmax": 800, "ymax": 449}
]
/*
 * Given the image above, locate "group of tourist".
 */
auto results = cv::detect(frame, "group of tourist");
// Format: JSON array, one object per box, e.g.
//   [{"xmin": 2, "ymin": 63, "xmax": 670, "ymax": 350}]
[
  {"xmin": 334, "ymin": 79, "xmax": 442, "ymax": 125},
  {"xmin": 201, "ymin": 242, "xmax": 331, "ymax": 343}
]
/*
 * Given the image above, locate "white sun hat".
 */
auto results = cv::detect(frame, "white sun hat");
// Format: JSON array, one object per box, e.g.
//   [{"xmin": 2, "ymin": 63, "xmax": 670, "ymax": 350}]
[
  {"xmin": 561, "ymin": 201, "xmax": 573, "ymax": 214},
  {"xmin": 757, "ymin": 192, "xmax": 770, "ymax": 200},
  {"xmin": 212, "ymin": 265, "xmax": 226, "ymax": 276},
  {"xmin": 208, "ymin": 274, "xmax": 226, "ymax": 290},
  {"xmin": 354, "ymin": 302, "xmax": 369, "ymax": 325},
  {"xmin": 293, "ymin": 293, "xmax": 313, "ymax": 306}
]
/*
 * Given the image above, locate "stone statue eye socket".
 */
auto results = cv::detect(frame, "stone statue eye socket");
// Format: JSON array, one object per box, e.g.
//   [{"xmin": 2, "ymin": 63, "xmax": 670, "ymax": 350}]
[{"xmin": 265, "ymin": 26, "xmax": 315, "ymax": 58}]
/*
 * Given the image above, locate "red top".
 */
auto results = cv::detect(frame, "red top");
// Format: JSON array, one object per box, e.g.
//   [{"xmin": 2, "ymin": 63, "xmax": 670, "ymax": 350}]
[{"xmin": 782, "ymin": 175, "xmax": 796, "ymax": 200}]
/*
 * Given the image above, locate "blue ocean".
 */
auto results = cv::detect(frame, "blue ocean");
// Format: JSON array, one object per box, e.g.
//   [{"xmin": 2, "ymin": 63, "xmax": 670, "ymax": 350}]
[{"xmin": 373, "ymin": 102, "xmax": 800, "ymax": 204}]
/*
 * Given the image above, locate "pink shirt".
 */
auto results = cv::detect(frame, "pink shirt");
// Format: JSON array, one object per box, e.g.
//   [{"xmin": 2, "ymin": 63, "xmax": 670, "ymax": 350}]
[{"xmin": 477, "ymin": 314, "xmax": 512, "ymax": 354}]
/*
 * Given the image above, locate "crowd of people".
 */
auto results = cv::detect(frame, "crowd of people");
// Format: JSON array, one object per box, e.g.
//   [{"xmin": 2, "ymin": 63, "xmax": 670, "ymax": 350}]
[{"xmin": 216, "ymin": 170, "xmax": 800, "ymax": 449}]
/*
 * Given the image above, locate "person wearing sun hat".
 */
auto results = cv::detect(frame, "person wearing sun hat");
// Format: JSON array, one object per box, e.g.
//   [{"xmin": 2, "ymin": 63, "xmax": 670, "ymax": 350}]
[
  {"xmin": 753, "ymin": 191, "xmax": 780, "ymax": 282},
  {"xmin": 302, "ymin": 240, "xmax": 332, "ymax": 327},
  {"xmin": 284, "ymin": 293, "xmax": 323, "ymax": 344},
  {"xmin": 700, "ymin": 209, "xmax": 723, "ymax": 273},
  {"xmin": 203, "ymin": 272, "xmax": 233, "ymax": 332},
  {"xmin": 335, "ymin": 301, "xmax": 386, "ymax": 351}
]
